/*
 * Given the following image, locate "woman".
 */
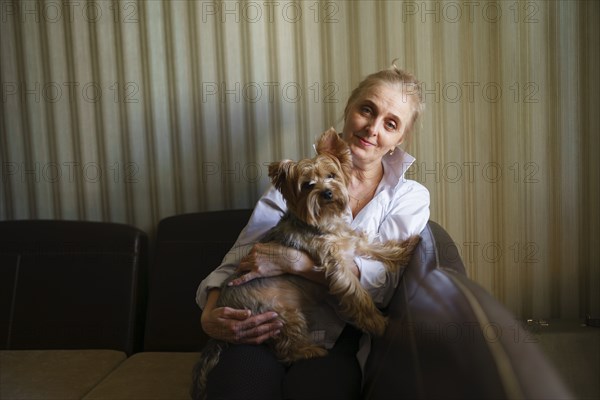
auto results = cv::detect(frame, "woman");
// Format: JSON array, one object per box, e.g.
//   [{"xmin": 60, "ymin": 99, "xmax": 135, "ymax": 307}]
[{"xmin": 195, "ymin": 64, "xmax": 430, "ymax": 399}]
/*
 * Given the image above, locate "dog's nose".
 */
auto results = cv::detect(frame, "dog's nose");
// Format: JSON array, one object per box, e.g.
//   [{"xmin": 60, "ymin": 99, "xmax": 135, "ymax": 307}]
[{"xmin": 321, "ymin": 189, "xmax": 333, "ymax": 200}]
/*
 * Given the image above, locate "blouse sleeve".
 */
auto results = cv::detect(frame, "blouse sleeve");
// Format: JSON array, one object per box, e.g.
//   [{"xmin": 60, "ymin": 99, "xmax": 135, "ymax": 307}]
[
  {"xmin": 195, "ymin": 186, "xmax": 287, "ymax": 309},
  {"xmin": 355, "ymin": 180, "xmax": 430, "ymax": 307}
]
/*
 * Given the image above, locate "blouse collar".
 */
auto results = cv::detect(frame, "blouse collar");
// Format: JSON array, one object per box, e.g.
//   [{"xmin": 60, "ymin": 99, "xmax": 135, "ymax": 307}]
[{"xmin": 380, "ymin": 147, "xmax": 416, "ymax": 190}]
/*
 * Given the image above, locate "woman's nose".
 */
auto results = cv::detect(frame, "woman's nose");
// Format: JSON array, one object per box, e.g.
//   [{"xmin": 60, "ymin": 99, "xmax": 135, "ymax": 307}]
[{"xmin": 366, "ymin": 118, "xmax": 381, "ymax": 136}]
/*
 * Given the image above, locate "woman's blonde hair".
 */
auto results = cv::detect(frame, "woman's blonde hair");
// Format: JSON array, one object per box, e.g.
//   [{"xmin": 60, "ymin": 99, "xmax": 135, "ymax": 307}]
[{"xmin": 344, "ymin": 61, "xmax": 425, "ymax": 142}]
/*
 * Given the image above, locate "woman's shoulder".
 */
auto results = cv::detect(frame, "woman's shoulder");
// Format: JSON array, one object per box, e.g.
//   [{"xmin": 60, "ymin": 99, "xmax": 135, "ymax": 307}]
[
  {"xmin": 393, "ymin": 178, "xmax": 430, "ymax": 200},
  {"xmin": 382, "ymin": 178, "xmax": 430, "ymax": 220}
]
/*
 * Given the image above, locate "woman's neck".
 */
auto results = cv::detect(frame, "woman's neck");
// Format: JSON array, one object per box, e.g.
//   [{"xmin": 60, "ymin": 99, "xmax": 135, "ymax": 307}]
[
  {"xmin": 350, "ymin": 161, "xmax": 383, "ymax": 186},
  {"xmin": 347, "ymin": 161, "xmax": 383, "ymax": 217}
]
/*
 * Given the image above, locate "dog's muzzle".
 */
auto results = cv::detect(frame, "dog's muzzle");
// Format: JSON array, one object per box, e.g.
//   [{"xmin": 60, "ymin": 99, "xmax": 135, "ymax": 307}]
[{"xmin": 321, "ymin": 189, "xmax": 333, "ymax": 200}]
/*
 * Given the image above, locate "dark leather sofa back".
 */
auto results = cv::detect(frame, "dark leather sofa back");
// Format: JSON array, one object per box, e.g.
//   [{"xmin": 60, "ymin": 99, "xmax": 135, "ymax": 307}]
[
  {"xmin": 143, "ymin": 209, "xmax": 253, "ymax": 351},
  {"xmin": 0, "ymin": 220, "xmax": 147, "ymax": 355}
]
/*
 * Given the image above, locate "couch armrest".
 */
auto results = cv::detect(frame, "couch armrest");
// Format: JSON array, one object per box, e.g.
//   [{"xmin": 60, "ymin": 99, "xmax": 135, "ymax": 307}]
[
  {"xmin": 363, "ymin": 221, "xmax": 573, "ymax": 399},
  {"xmin": 428, "ymin": 220, "xmax": 466, "ymax": 275}
]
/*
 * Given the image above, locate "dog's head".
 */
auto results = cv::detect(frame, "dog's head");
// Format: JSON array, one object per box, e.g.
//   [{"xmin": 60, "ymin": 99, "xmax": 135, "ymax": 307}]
[{"xmin": 268, "ymin": 128, "xmax": 352, "ymax": 228}]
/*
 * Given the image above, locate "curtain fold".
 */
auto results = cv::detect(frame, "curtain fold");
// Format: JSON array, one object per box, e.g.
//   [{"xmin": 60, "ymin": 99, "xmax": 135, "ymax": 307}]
[{"xmin": 1, "ymin": 0, "xmax": 598, "ymax": 319}]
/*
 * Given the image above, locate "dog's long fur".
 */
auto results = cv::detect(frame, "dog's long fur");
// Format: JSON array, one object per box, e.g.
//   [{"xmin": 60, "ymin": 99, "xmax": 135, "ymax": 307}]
[{"xmin": 192, "ymin": 128, "xmax": 420, "ymax": 399}]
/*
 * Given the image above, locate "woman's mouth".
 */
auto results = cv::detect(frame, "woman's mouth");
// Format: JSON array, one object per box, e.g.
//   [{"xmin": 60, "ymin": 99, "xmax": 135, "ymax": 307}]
[{"xmin": 355, "ymin": 135, "xmax": 375, "ymax": 147}]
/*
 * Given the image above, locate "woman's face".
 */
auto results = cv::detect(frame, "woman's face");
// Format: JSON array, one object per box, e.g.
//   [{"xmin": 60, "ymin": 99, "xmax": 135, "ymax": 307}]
[{"xmin": 342, "ymin": 84, "xmax": 414, "ymax": 166}]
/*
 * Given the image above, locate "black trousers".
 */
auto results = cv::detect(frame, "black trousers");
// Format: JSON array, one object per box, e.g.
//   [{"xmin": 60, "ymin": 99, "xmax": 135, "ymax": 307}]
[{"xmin": 202, "ymin": 325, "xmax": 362, "ymax": 400}]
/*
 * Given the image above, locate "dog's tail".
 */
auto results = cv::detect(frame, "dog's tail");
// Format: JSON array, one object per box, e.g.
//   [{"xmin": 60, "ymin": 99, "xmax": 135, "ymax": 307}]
[{"xmin": 190, "ymin": 340, "xmax": 228, "ymax": 400}]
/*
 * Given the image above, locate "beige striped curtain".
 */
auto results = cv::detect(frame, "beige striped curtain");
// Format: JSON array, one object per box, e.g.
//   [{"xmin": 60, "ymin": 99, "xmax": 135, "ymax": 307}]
[{"xmin": 1, "ymin": 0, "xmax": 598, "ymax": 320}]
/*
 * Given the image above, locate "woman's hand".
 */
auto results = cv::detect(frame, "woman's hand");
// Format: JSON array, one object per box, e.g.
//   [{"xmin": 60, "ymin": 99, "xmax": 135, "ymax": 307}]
[
  {"xmin": 229, "ymin": 242, "xmax": 329, "ymax": 286},
  {"xmin": 229, "ymin": 242, "xmax": 302, "ymax": 285},
  {"xmin": 201, "ymin": 290, "xmax": 283, "ymax": 344}
]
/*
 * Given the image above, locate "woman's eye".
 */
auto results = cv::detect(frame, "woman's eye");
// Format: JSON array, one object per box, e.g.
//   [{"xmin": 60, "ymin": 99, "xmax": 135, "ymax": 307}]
[
  {"xmin": 386, "ymin": 120, "xmax": 397, "ymax": 130},
  {"xmin": 360, "ymin": 106, "xmax": 372, "ymax": 115}
]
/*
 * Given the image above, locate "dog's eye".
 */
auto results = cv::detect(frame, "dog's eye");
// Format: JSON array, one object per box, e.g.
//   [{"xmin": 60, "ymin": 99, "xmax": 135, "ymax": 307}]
[
  {"xmin": 302, "ymin": 182, "xmax": 315, "ymax": 190},
  {"xmin": 326, "ymin": 173, "xmax": 336, "ymax": 179}
]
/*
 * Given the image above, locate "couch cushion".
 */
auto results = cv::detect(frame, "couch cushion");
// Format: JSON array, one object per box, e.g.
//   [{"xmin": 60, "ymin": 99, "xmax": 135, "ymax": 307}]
[
  {"xmin": 0, "ymin": 350, "xmax": 126, "ymax": 400},
  {"xmin": 0, "ymin": 220, "xmax": 148, "ymax": 355},
  {"xmin": 83, "ymin": 352, "xmax": 198, "ymax": 400}
]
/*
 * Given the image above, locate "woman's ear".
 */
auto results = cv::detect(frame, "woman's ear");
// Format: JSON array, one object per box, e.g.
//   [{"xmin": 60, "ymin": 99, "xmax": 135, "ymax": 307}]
[{"xmin": 392, "ymin": 135, "xmax": 405, "ymax": 152}]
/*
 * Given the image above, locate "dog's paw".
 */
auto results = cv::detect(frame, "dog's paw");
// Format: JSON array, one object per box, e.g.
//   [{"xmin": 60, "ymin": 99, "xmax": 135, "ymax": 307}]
[
  {"xmin": 358, "ymin": 314, "xmax": 389, "ymax": 336},
  {"xmin": 283, "ymin": 345, "xmax": 328, "ymax": 363},
  {"xmin": 403, "ymin": 235, "xmax": 421, "ymax": 254},
  {"xmin": 301, "ymin": 346, "xmax": 328, "ymax": 359}
]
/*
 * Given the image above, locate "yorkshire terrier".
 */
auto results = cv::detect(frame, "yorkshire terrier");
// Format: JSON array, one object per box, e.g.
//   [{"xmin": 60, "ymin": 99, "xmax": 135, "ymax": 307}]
[{"xmin": 192, "ymin": 128, "xmax": 420, "ymax": 397}]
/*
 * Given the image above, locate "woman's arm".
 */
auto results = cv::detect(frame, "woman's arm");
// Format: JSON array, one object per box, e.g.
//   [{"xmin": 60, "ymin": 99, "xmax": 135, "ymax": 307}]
[
  {"xmin": 196, "ymin": 186, "xmax": 288, "ymax": 343},
  {"xmin": 229, "ymin": 242, "xmax": 358, "ymax": 286},
  {"xmin": 195, "ymin": 186, "xmax": 287, "ymax": 309},
  {"xmin": 355, "ymin": 180, "xmax": 430, "ymax": 307}
]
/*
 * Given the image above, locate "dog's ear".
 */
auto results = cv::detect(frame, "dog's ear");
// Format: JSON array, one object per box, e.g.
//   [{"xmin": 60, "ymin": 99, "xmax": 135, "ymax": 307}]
[
  {"xmin": 316, "ymin": 128, "xmax": 350, "ymax": 158},
  {"xmin": 315, "ymin": 127, "xmax": 352, "ymax": 178},
  {"xmin": 268, "ymin": 159, "xmax": 296, "ymax": 193},
  {"xmin": 316, "ymin": 127, "xmax": 342, "ymax": 154}
]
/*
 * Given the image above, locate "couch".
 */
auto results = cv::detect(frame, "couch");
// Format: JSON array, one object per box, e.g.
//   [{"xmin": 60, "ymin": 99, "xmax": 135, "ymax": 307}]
[{"xmin": 0, "ymin": 211, "xmax": 574, "ymax": 399}]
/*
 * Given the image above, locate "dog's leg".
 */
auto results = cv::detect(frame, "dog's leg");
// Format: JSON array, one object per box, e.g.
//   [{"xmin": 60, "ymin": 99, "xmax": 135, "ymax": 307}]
[
  {"xmin": 357, "ymin": 235, "xmax": 421, "ymax": 271},
  {"xmin": 323, "ymin": 256, "xmax": 388, "ymax": 336},
  {"xmin": 273, "ymin": 308, "xmax": 328, "ymax": 363}
]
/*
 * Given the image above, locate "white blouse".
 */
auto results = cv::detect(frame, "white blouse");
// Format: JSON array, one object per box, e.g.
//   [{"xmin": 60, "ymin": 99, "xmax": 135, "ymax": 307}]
[{"xmin": 196, "ymin": 148, "xmax": 430, "ymax": 350}]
